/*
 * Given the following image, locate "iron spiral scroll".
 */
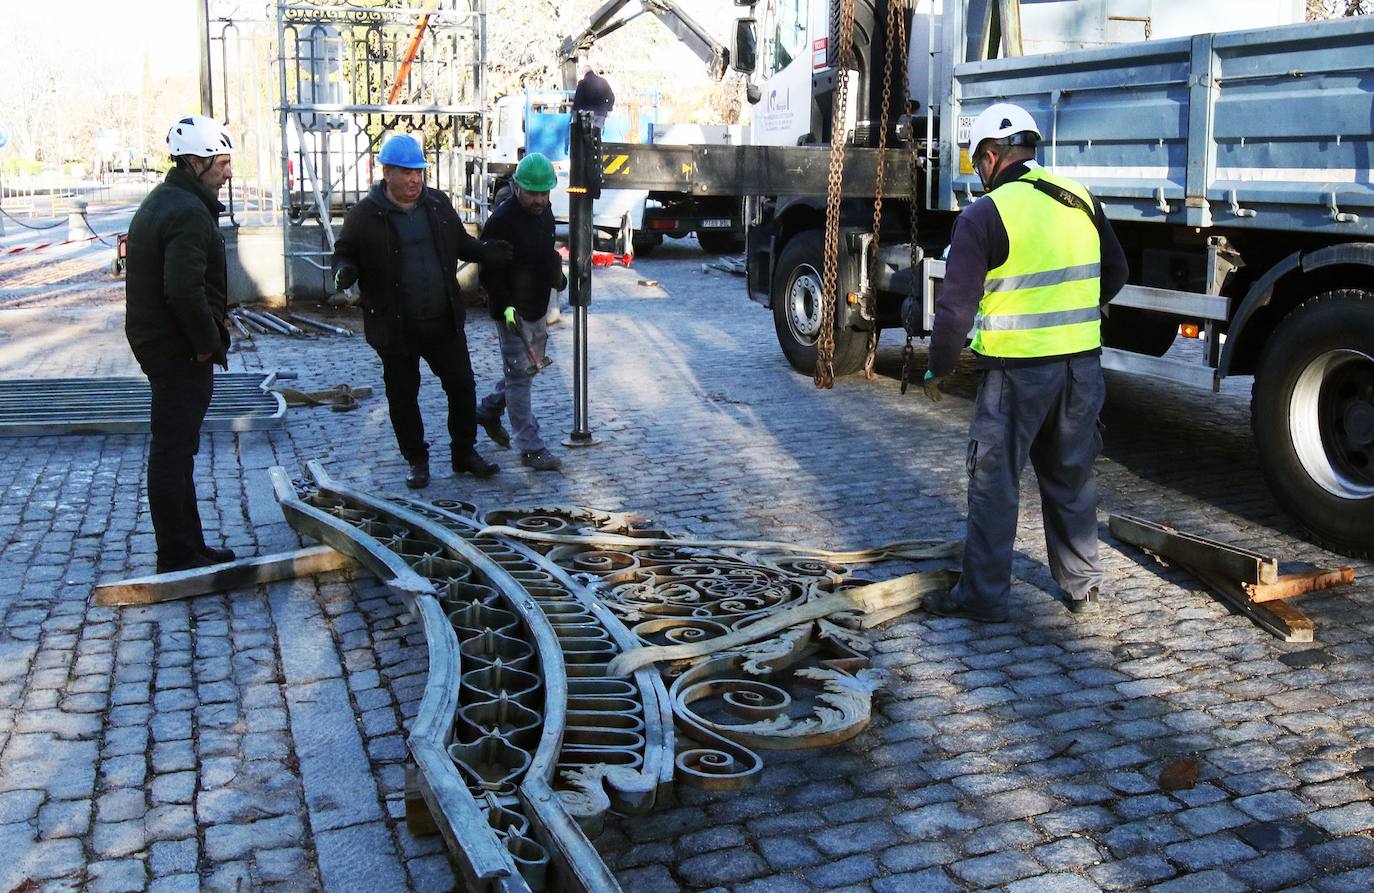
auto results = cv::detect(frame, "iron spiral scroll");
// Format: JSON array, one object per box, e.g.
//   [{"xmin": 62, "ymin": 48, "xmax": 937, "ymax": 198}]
[{"xmin": 271, "ymin": 463, "xmax": 957, "ymax": 892}]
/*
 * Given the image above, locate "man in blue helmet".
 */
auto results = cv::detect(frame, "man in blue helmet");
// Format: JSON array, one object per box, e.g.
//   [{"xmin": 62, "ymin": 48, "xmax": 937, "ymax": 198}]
[
  {"xmin": 332, "ymin": 133, "xmax": 513, "ymax": 488},
  {"xmin": 476, "ymin": 153, "xmax": 567, "ymax": 472}
]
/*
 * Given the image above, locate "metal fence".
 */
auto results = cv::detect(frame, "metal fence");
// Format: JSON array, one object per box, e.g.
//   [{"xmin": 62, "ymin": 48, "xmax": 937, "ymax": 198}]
[{"xmin": 204, "ymin": 0, "xmax": 490, "ymax": 301}]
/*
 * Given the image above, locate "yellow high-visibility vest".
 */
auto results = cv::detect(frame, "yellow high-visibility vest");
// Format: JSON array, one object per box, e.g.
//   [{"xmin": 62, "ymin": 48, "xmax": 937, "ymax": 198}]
[{"xmin": 973, "ymin": 167, "xmax": 1103, "ymax": 358}]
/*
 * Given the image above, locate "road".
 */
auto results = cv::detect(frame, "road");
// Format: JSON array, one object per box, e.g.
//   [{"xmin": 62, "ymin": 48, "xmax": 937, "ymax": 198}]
[{"xmin": 0, "ymin": 228, "xmax": 1371, "ymax": 892}]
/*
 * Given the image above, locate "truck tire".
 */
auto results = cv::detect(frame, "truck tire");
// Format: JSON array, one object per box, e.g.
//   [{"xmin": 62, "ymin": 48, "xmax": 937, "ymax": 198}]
[
  {"xmin": 632, "ymin": 232, "xmax": 662, "ymax": 257},
  {"xmin": 698, "ymin": 231, "xmax": 743, "ymax": 254},
  {"xmin": 1101, "ymin": 306, "xmax": 1178, "ymax": 357},
  {"xmin": 1252, "ymin": 289, "xmax": 1374, "ymax": 557},
  {"xmin": 772, "ymin": 231, "xmax": 867, "ymax": 376}
]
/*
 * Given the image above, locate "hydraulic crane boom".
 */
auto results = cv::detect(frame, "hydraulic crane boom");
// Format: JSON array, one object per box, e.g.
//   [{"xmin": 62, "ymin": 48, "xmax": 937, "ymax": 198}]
[{"xmin": 558, "ymin": 0, "xmax": 729, "ymax": 89}]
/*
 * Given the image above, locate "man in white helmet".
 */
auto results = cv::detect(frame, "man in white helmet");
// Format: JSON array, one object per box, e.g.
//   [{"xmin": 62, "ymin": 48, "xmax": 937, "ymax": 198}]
[
  {"xmin": 124, "ymin": 115, "xmax": 237, "ymax": 574},
  {"xmin": 918, "ymin": 102, "xmax": 1128, "ymax": 621}
]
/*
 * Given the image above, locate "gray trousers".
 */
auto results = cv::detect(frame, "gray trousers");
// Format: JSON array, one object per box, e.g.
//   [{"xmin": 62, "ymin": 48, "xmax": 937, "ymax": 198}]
[
  {"xmin": 954, "ymin": 354, "xmax": 1106, "ymax": 613},
  {"xmin": 478, "ymin": 317, "xmax": 548, "ymax": 452}
]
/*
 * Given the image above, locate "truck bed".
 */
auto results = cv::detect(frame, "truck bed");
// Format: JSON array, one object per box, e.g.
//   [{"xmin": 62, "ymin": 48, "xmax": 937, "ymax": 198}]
[{"xmin": 940, "ymin": 15, "xmax": 1374, "ymax": 238}]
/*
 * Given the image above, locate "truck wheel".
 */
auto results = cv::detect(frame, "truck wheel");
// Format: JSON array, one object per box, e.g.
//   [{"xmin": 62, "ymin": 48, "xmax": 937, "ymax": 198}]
[
  {"xmin": 1101, "ymin": 306, "xmax": 1178, "ymax": 357},
  {"xmin": 698, "ymin": 231, "xmax": 743, "ymax": 255},
  {"xmin": 632, "ymin": 232, "xmax": 662, "ymax": 257},
  {"xmin": 1252, "ymin": 289, "xmax": 1374, "ymax": 558},
  {"xmin": 772, "ymin": 231, "xmax": 867, "ymax": 376}
]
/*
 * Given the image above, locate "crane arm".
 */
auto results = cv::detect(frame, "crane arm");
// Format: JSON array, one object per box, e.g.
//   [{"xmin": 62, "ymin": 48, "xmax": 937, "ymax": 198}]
[{"xmin": 558, "ymin": 0, "xmax": 729, "ymax": 89}]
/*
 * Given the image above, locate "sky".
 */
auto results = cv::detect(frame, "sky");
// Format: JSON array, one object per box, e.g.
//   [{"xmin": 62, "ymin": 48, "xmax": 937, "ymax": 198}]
[{"xmin": 11, "ymin": 0, "xmax": 202, "ymax": 88}]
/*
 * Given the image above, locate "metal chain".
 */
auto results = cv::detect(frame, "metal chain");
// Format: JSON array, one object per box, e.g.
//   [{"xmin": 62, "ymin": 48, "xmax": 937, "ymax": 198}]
[
  {"xmin": 864, "ymin": 0, "xmax": 909, "ymax": 380},
  {"xmin": 818, "ymin": 0, "xmax": 858, "ymax": 389}
]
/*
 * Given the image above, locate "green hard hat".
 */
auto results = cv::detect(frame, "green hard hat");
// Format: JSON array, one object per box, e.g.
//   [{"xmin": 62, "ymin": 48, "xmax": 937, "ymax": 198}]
[{"xmin": 513, "ymin": 153, "xmax": 557, "ymax": 192}]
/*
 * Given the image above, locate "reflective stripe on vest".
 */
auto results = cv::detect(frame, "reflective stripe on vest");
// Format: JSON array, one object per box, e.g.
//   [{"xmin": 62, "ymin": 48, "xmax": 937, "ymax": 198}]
[{"xmin": 972, "ymin": 168, "xmax": 1103, "ymax": 359}]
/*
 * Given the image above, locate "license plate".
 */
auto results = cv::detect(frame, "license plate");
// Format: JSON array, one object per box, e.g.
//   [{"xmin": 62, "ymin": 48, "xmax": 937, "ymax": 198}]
[{"xmin": 699, "ymin": 219, "xmax": 731, "ymax": 228}]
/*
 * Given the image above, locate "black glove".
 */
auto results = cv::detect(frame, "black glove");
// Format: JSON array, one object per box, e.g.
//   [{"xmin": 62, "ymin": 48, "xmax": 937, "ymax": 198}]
[
  {"xmin": 923, "ymin": 370, "xmax": 948, "ymax": 403},
  {"xmin": 555, "ymin": 269, "xmax": 568, "ymax": 292},
  {"xmin": 480, "ymin": 240, "xmax": 513, "ymax": 264},
  {"xmin": 333, "ymin": 264, "xmax": 358, "ymax": 291}
]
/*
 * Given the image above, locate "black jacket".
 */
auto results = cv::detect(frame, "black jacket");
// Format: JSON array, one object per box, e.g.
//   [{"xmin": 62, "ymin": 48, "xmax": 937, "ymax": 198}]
[
  {"xmin": 572, "ymin": 71, "xmax": 615, "ymax": 114},
  {"xmin": 332, "ymin": 183, "xmax": 486, "ymax": 353},
  {"xmin": 124, "ymin": 166, "xmax": 230, "ymax": 371},
  {"xmin": 929, "ymin": 160, "xmax": 1128, "ymax": 376},
  {"xmin": 480, "ymin": 196, "xmax": 560, "ymax": 322}
]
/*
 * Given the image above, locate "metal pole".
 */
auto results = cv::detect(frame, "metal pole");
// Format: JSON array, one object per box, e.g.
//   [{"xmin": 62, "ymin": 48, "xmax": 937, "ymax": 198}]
[
  {"xmin": 563, "ymin": 111, "xmax": 600, "ymax": 448},
  {"xmin": 197, "ymin": 0, "xmax": 215, "ymax": 116}
]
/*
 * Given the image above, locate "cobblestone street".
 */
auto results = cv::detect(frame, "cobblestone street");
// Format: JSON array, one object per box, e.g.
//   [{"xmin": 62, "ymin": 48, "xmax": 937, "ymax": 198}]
[{"xmin": 1, "ymin": 234, "xmax": 1372, "ymax": 893}]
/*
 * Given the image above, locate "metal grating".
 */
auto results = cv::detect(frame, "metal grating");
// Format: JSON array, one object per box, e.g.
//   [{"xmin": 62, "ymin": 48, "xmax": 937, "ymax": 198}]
[{"xmin": 0, "ymin": 371, "xmax": 287, "ymax": 436}]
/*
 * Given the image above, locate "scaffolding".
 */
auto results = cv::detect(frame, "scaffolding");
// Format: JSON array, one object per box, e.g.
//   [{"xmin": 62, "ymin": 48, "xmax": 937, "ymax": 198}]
[{"xmin": 204, "ymin": 0, "xmax": 490, "ymax": 302}]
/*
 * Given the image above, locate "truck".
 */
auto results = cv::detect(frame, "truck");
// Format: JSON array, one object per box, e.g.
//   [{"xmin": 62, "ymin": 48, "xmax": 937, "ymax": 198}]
[
  {"xmin": 487, "ymin": 87, "xmax": 659, "ymax": 252},
  {"xmin": 558, "ymin": 0, "xmax": 748, "ymax": 254},
  {"xmin": 582, "ymin": 0, "xmax": 1374, "ymax": 556}
]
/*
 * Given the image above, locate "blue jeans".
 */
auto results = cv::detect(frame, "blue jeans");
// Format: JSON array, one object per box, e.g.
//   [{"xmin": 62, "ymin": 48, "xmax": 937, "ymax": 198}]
[{"xmin": 479, "ymin": 318, "xmax": 548, "ymax": 452}]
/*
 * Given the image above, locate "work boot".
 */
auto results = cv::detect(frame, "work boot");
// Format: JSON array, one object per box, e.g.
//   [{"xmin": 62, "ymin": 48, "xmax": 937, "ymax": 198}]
[
  {"xmin": 452, "ymin": 448, "xmax": 499, "ymax": 478},
  {"xmin": 476, "ymin": 411, "xmax": 511, "ymax": 448},
  {"xmin": 1067, "ymin": 587, "xmax": 1101, "ymax": 616},
  {"xmin": 200, "ymin": 545, "xmax": 237, "ymax": 564},
  {"xmin": 156, "ymin": 552, "xmax": 218, "ymax": 576},
  {"xmin": 920, "ymin": 588, "xmax": 1008, "ymax": 623},
  {"xmin": 406, "ymin": 459, "xmax": 431, "ymax": 489},
  {"xmin": 521, "ymin": 448, "xmax": 562, "ymax": 471}
]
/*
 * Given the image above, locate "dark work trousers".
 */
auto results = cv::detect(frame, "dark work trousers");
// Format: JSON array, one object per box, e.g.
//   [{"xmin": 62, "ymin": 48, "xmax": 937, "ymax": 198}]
[
  {"xmin": 378, "ymin": 324, "xmax": 478, "ymax": 464},
  {"xmin": 953, "ymin": 354, "xmax": 1106, "ymax": 614},
  {"xmin": 146, "ymin": 358, "xmax": 214, "ymax": 565}
]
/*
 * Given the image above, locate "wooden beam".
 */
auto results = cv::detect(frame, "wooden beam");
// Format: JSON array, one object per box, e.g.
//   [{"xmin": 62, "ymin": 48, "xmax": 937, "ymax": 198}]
[
  {"xmin": 1245, "ymin": 566, "xmax": 1356, "ymax": 603},
  {"xmin": 94, "ymin": 546, "xmax": 356, "ymax": 606},
  {"xmin": 1108, "ymin": 513, "xmax": 1278, "ymax": 585},
  {"xmin": 1193, "ymin": 566, "xmax": 1314, "ymax": 643}
]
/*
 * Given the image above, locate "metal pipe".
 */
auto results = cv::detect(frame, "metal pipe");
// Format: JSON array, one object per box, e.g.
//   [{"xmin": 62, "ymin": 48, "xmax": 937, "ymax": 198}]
[
  {"xmin": 287, "ymin": 312, "xmax": 352, "ymax": 336},
  {"xmin": 231, "ymin": 310, "xmax": 269, "ymax": 334},
  {"xmin": 564, "ymin": 112, "xmax": 599, "ymax": 448},
  {"xmin": 240, "ymin": 308, "xmax": 294, "ymax": 335},
  {"xmin": 256, "ymin": 309, "xmax": 306, "ymax": 336}
]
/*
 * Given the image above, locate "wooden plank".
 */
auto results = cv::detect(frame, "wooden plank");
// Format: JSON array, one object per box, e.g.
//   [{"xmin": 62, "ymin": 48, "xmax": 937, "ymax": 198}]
[
  {"xmin": 94, "ymin": 546, "xmax": 355, "ymax": 606},
  {"xmin": 1192, "ymin": 566, "xmax": 1314, "ymax": 643},
  {"xmin": 1109, "ymin": 513, "xmax": 1278, "ymax": 585},
  {"xmin": 1245, "ymin": 566, "xmax": 1356, "ymax": 603}
]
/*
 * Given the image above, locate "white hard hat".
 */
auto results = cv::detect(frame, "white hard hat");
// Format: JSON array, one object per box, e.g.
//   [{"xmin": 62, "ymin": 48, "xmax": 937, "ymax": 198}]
[
  {"xmin": 167, "ymin": 115, "xmax": 235, "ymax": 158},
  {"xmin": 966, "ymin": 103, "xmax": 1041, "ymax": 157}
]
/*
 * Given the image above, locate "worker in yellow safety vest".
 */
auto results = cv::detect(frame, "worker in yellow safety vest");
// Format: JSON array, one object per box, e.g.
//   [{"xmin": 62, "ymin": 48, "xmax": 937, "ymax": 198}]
[{"xmin": 915, "ymin": 102, "xmax": 1128, "ymax": 621}]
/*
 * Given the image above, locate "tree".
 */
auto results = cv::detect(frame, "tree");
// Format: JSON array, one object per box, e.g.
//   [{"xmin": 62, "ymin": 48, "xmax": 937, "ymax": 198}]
[{"xmin": 1308, "ymin": 0, "xmax": 1370, "ymax": 18}]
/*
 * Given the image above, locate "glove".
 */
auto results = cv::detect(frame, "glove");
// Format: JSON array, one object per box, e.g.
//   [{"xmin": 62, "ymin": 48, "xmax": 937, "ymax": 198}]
[
  {"xmin": 481, "ymin": 240, "xmax": 514, "ymax": 264},
  {"xmin": 555, "ymin": 269, "xmax": 568, "ymax": 292},
  {"xmin": 333, "ymin": 265, "xmax": 358, "ymax": 291},
  {"xmin": 503, "ymin": 306, "xmax": 518, "ymax": 329},
  {"xmin": 923, "ymin": 370, "xmax": 947, "ymax": 403}
]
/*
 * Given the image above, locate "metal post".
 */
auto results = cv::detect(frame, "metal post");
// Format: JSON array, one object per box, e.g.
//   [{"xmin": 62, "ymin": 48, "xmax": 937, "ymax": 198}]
[
  {"xmin": 197, "ymin": 0, "xmax": 214, "ymax": 116},
  {"xmin": 563, "ymin": 111, "xmax": 600, "ymax": 448}
]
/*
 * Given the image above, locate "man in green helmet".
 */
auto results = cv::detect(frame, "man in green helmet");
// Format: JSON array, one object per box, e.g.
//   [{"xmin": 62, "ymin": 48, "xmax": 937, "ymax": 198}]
[{"xmin": 476, "ymin": 153, "xmax": 567, "ymax": 471}]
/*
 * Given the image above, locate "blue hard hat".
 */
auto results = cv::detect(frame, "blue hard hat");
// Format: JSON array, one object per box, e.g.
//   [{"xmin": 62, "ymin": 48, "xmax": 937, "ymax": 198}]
[{"xmin": 378, "ymin": 134, "xmax": 427, "ymax": 168}]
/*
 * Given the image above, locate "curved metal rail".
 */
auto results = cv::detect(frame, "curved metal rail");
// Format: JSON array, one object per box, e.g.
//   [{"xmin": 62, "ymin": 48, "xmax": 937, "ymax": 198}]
[
  {"xmin": 276, "ymin": 463, "xmax": 674, "ymax": 892},
  {"xmin": 272, "ymin": 464, "xmax": 955, "ymax": 891}
]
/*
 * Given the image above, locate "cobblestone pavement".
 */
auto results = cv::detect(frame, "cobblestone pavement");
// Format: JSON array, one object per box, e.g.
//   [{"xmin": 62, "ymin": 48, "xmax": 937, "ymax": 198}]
[{"xmin": 1, "ymin": 232, "xmax": 1372, "ymax": 893}]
